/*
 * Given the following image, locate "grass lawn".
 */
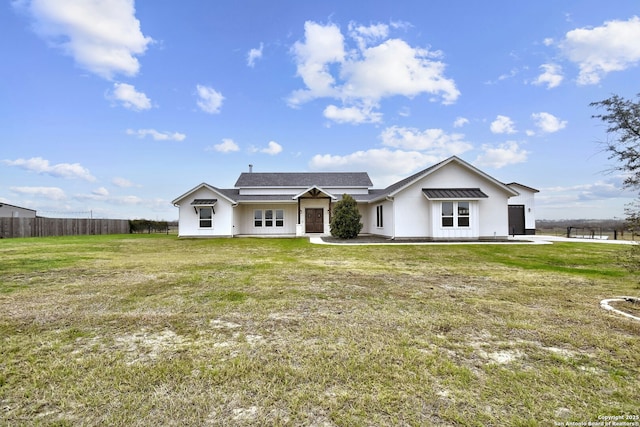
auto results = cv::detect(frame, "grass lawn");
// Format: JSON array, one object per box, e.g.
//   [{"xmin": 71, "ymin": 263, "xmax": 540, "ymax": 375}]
[{"xmin": 1, "ymin": 235, "xmax": 639, "ymax": 426}]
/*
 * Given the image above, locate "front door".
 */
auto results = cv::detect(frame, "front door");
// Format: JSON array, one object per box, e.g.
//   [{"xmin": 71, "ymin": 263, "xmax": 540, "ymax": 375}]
[
  {"xmin": 508, "ymin": 205, "xmax": 525, "ymax": 235},
  {"xmin": 305, "ymin": 208, "xmax": 324, "ymax": 233}
]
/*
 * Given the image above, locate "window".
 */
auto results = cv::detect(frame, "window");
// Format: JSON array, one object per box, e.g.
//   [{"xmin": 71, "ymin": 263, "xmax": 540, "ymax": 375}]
[
  {"xmin": 442, "ymin": 202, "xmax": 454, "ymax": 227},
  {"xmin": 442, "ymin": 202, "xmax": 469, "ymax": 227},
  {"xmin": 376, "ymin": 205, "xmax": 384, "ymax": 228},
  {"xmin": 254, "ymin": 209, "xmax": 284, "ymax": 227},
  {"xmin": 199, "ymin": 207, "xmax": 212, "ymax": 228},
  {"xmin": 458, "ymin": 202, "xmax": 470, "ymax": 227}
]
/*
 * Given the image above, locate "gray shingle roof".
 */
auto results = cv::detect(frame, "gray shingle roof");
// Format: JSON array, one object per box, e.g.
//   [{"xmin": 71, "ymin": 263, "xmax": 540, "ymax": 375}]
[{"xmin": 234, "ymin": 172, "xmax": 373, "ymax": 188}]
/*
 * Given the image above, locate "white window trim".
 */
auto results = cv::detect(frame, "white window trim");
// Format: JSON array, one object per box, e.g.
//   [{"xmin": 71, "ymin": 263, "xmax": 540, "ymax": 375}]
[
  {"xmin": 376, "ymin": 205, "xmax": 384, "ymax": 228},
  {"xmin": 254, "ymin": 209, "xmax": 285, "ymax": 228},
  {"xmin": 198, "ymin": 206, "xmax": 213, "ymax": 229},
  {"xmin": 441, "ymin": 201, "xmax": 471, "ymax": 229}
]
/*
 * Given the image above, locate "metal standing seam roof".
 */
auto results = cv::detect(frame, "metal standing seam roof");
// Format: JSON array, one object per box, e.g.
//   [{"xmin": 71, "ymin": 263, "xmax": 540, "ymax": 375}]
[
  {"xmin": 422, "ymin": 188, "xmax": 489, "ymax": 199},
  {"xmin": 190, "ymin": 199, "xmax": 218, "ymax": 205},
  {"xmin": 234, "ymin": 172, "xmax": 373, "ymax": 188}
]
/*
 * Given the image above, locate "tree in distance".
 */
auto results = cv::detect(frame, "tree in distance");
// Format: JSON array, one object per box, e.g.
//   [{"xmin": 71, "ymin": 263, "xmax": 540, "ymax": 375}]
[{"xmin": 591, "ymin": 93, "xmax": 640, "ymax": 274}]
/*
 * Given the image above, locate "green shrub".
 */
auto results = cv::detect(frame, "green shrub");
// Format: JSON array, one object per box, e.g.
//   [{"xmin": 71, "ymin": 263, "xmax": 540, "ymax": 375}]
[{"xmin": 330, "ymin": 194, "xmax": 363, "ymax": 239}]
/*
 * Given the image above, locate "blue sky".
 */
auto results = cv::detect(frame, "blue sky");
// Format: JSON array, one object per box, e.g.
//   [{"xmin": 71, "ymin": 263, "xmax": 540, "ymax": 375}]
[{"xmin": 2, "ymin": 0, "xmax": 640, "ymax": 220}]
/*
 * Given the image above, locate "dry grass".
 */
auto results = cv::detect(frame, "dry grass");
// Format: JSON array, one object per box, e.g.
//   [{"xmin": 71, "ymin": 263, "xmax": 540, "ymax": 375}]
[{"xmin": 0, "ymin": 234, "xmax": 639, "ymax": 426}]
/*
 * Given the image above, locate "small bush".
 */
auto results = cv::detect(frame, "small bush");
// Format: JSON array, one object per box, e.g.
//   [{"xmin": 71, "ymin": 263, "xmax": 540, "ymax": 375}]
[{"xmin": 330, "ymin": 194, "xmax": 363, "ymax": 239}]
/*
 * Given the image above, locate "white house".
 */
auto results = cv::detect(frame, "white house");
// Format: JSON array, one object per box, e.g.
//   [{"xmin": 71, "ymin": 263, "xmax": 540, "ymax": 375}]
[{"xmin": 172, "ymin": 156, "xmax": 537, "ymax": 240}]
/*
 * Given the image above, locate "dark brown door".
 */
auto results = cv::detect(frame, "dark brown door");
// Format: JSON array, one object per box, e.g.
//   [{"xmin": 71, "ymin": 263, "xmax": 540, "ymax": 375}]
[
  {"xmin": 305, "ymin": 208, "xmax": 324, "ymax": 233},
  {"xmin": 508, "ymin": 205, "xmax": 525, "ymax": 235}
]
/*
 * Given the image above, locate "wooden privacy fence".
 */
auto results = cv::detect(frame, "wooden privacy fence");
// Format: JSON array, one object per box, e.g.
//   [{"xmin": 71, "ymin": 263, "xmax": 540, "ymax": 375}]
[{"xmin": 0, "ymin": 217, "xmax": 130, "ymax": 238}]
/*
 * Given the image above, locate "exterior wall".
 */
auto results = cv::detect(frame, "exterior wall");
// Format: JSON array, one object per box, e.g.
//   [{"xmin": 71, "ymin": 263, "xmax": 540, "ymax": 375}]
[
  {"xmin": 429, "ymin": 200, "xmax": 480, "ymax": 239},
  {"xmin": 391, "ymin": 187, "xmax": 431, "ymax": 238},
  {"xmin": 177, "ymin": 187, "xmax": 235, "ymax": 237},
  {"xmin": 0, "ymin": 204, "xmax": 36, "ymax": 218},
  {"xmin": 508, "ymin": 185, "xmax": 537, "ymax": 234},
  {"xmin": 390, "ymin": 162, "xmax": 511, "ymax": 239},
  {"xmin": 234, "ymin": 203, "xmax": 297, "ymax": 235},
  {"xmin": 297, "ymin": 198, "xmax": 333, "ymax": 235},
  {"xmin": 365, "ymin": 199, "xmax": 393, "ymax": 237}
]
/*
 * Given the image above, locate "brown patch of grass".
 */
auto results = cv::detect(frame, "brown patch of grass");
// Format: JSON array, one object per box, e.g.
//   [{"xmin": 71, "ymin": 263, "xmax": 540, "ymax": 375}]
[{"xmin": 0, "ymin": 235, "xmax": 639, "ymax": 425}]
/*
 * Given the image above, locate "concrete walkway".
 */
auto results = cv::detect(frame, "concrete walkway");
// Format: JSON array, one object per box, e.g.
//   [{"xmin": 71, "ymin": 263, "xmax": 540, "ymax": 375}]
[{"xmin": 310, "ymin": 235, "xmax": 638, "ymax": 246}]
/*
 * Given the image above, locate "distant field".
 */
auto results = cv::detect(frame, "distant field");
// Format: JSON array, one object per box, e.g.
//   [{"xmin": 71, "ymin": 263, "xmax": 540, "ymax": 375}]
[{"xmin": 1, "ymin": 235, "xmax": 639, "ymax": 426}]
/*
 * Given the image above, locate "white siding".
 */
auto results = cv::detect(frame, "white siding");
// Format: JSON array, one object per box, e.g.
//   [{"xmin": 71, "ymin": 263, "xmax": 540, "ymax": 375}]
[
  {"xmin": 508, "ymin": 184, "xmax": 537, "ymax": 231},
  {"xmin": 177, "ymin": 187, "xmax": 235, "ymax": 237},
  {"xmin": 235, "ymin": 204, "xmax": 298, "ymax": 235},
  {"xmin": 389, "ymin": 161, "xmax": 512, "ymax": 239},
  {"xmin": 365, "ymin": 200, "xmax": 393, "ymax": 237},
  {"xmin": 430, "ymin": 201, "xmax": 480, "ymax": 239}
]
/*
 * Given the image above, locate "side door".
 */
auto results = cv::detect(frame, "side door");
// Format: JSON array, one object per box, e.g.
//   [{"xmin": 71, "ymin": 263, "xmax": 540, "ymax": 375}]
[{"xmin": 508, "ymin": 205, "xmax": 525, "ymax": 235}]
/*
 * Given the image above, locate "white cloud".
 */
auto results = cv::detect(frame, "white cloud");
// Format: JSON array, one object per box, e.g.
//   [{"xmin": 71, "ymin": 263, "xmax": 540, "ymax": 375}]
[
  {"xmin": 16, "ymin": 0, "xmax": 153, "ymax": 80},
  {"xmin": 559, "ymin": 16, "xmax": 640, "ymax": 85},
  {"xmin": 453, "ymin": 117, "xmax": 469, "ymax": 128},
  {"xmin": 532, "ymin": 63, "xmax": 563, "ymax": 89},
  {"xmin": 309, "ymin": 148, "xmax": 441, "ymax": 187},
  {"xmin": 263, "ymin": 141, "xmax": 283, "ymax": 155},
  {"xmin": 112, "ymin": 177, "xmax": 134, "ymax": 188},
  {"xmin": 348, "ymin": 22, "xmax": 389, "ymax": 50},
  {"xmin": 531, "ymin": 112, "xmax": 567, "ymax": 134},
  {"xmin": 196, "ymin": 84, "xmax": 224, "ymax": 114},
  {"xmin": 380, "ymin": 126, "xmax": 473, "ymax": 156},
  {"xmin": 323, "ymin": 104, "xmax": 382, "ymax": 124},
  {"xmin": 10, "ymin": 186, "xmax": 66, "ymax": 200},
  {"xmin": 289, "ymin": 21, "xmax": 345, "ymax": 105},
  {"xmin": 247, "ymin": 43, "xmax": 263, "ymax": 67},
  {"xmin": 250, "ymin": 141, "xmax": 283, "ymax": 155},
  {"xmin": 474, "ymin": 141, "xmax": 528, "ymax": 169},
  {"xmin": 3, "ymin": 157, "xmax": 96, "ymax": 181},
  {"xmin": 288, "ymin": 20, "xmax": 459, "ymax": 123},
  {"xmin": 490, "ymin": 115, "xmax": 517, "ymax": 134},
  {"xmin": 126, "ymin": 128, "xmax": 186, "ymax": 141},
  {"xmin": 543, "ymin": 177, "xmax": 631, "ymax": 200},
  {"xmin": 340, "ymin": 38, "xmax": 459, "ymax": 103},
  {"xmin": 211, "ymin": 138, "xmax": 240, "ymax": 153},
  {"xmin": 109, "ymin": 83, "xmax": 151, "ymax": 111},
  {"xmin": 92, "ymin": 187, "xmax": 109, "ymax": 197}
]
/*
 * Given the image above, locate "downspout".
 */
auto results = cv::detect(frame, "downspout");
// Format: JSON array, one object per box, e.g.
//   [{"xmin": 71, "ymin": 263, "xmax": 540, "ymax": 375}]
[
  {"xmin": 231, "ymin": 203, "xmax": 238, "ymax": 237},
  {"xmin": 386, "ymin": 196, "xmax": 395, "ymax": 240}
]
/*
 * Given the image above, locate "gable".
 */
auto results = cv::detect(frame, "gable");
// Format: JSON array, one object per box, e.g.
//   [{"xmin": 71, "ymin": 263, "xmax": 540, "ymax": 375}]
[
  {"xmin": 372, "ymin": 156, "xmax": 518, "ymax": 202},
  {"xmin": 171, "ymin": 183, "xmax": 237, "ymax": 206}
]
